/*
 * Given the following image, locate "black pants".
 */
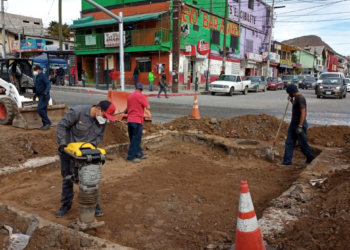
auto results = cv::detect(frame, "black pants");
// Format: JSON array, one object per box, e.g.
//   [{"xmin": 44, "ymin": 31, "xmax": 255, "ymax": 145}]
[
  {"xmin": 37, "ymin": 94, "xmax": 51, "ymax": 126},
  {"xmin": 59, "ymin": 152, "xmax": 74, "ymax": 206}
]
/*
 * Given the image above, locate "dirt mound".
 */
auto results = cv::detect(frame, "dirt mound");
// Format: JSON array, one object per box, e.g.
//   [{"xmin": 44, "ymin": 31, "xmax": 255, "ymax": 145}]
[
  {"xmin": 273, "ymin": 168, "xmax": 350, "ymax": 250},
  {"xmin": 308, "ymin": 125, "xmax": 350, "ymax": 147},
  {"xmin": 0, "ymin": 121, "xmax": 162, "ymax": 167},
  {"xmin": 165, "ymin": 114, "xmax": 289, "ymax": 142}
]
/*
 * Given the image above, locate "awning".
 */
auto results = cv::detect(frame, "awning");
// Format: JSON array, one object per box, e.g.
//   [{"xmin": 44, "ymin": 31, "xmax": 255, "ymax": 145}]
[
  {"xmin": 70, "ymin": 11, "xmax": 168, "ymax": 29},
  {"xmin": 279, "ymin": 64, "xmax": 293, "ymax": 69},
  {"xmin": 270, "ymin": 62, "xmax": 278, "ymax": 67}
]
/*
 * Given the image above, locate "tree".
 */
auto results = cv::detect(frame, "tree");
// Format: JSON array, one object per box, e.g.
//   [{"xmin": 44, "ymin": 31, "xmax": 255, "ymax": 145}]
[
  {"xmin": 291, "ymin": 53, "xmax": 297, "ymax": 63},
  {"xmin": 47, "ymin": 21, "xmax": 71, "ymax": 39}
]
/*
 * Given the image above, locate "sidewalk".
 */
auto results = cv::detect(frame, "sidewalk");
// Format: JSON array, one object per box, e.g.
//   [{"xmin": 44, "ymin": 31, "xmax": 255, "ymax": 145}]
[{"xmin": 51, "ymin": 84, "xmax": 210, "ymax": 97}]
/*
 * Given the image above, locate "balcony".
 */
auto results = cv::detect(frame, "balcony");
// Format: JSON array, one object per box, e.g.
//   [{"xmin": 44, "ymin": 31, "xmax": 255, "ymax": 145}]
[{"xmin": 74, "ymin": 28, "xmax": 170, "ymax": 51}]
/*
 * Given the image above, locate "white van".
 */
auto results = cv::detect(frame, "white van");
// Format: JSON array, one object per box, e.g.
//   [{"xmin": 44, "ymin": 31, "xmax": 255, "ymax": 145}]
[{"xmin": 317, "ymin": 72, "xmax": 345, "ymax": 85}]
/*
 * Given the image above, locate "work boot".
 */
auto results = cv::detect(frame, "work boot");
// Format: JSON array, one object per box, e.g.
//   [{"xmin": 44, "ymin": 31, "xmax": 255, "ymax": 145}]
[
  {"xmin": 276, "ymin": 162, "xmax": 292, "ymax": 167},
  {"xmin": 95, "ymin": 204, "xmax": 103, "ymax": 217},
  {"xmin": 127, "ymin": 158, "xmax": 141, "ymax": 163},
  {"xmin": 140, "ymin": 154, "xmax": 149, "ymax": 159},
  {"xmin": 40, "ymin": 124, "xmax": 51, "ymax": 130},
  {"xmin": 55, "ymin": 204, "xmax": 72, "ymax": 218}
]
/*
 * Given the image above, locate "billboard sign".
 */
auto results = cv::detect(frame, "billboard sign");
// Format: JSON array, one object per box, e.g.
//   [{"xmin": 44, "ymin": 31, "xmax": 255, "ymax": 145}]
[
  {"xmin": 104, "ymin": 32, "xmax": 125, "ymax": 47},
  {"xmin": 12, "ymin": 39, "xmax": 46, "ymax": 52}
]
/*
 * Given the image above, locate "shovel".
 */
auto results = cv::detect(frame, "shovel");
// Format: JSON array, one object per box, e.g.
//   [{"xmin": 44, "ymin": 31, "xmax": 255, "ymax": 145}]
[{"xmin": 266, "ymin": 97, "xmax": 290, "ymax": 162}]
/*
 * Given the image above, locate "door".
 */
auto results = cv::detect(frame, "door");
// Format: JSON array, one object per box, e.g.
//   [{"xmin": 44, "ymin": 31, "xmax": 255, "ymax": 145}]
[{"xmin": 237, "ymin": 76, "xmax": 243, "ymax": 91}]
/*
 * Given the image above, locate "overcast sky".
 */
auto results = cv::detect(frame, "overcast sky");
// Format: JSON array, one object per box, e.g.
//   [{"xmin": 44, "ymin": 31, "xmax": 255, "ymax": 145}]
[{"xmin": 5, "ymin": 0, "xmax": 350, "ymax": 55}]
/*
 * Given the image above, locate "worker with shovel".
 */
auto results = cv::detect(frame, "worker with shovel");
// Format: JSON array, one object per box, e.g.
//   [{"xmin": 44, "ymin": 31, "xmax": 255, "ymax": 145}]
[
  {"xmin": 55, "ymin": 100, "xmax": 116, "ymax": 217},
  {"xmin": 276, "ymin": 84, "xmax": 314, "ymax": 167}
]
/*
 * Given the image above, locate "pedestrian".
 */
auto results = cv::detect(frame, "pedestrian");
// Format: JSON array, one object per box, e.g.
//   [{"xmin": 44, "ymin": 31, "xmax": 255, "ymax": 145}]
[
  {"xmin": 109, "ymin": 68, "xmax": 118, "ymax": 90},
  {"xmin": 276, "ymin": 84, "xmax": 314, "ymax": 167},
  {"xmin": 123, "ymin": 83, "xmax": 151, "ymax": 163},
  {"xmin": 81, "ymin": 70, "xmax": 86, "ymax": 87},
  {"xmin": 49, "ymin": 74, "xmax": 56, "ymax": 86},
  {"xmin": 148, "ymin": 70, "xmax": 156, "ymax": 91},
  {"xmin": 33, "ymin": 65, "xmax": 51, "ymax": 130},
  {"xmin": 55, "ymin": 100, "xmax": 116, "ymax": 217},
  {"xmin": 57, "ymin": 65, "xmax": 65, "ymax": 86},
  {"xmin": 133, "ymin": 65, "xmax": 140, "ymax": 86},
  {"xmin": 157, "ymin": 73, "xmax": 169, "ymax": 98}
]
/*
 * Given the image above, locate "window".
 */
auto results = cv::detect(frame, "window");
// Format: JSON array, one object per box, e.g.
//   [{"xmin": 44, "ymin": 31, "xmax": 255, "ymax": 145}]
[
  {"xmin": 117, "ymin": 54, "xmax": 131, "ymax": 71},
  {"xmin": 34, "ymin": 22, "xmax": 40, "ymax": 25},
  {"xmin": 64, "ymin": 44, "xmax": 69, "ymax": 50},
  {"xmin": 193, "ymin": 25, "xmax": 199, "ymax": 31},
  {"xmin": 246, "ymin": 39, "xmax": 253, "ymax": 53},
  {"xmin": 237, "ymin": 76, "xmax": 241, "ymax": 82},
  {"xmin": 230, "ymin": 35, "xmax": 239, "ymax": 51},
  {"xmin": 138, "ymin": 61, "xmax": 152, "ymax": 73},
  {"xmin": 23, "ymin": 20, "xmax": 29, "ymax": 23},
  {"xmin": 211, "ymin": 30, "xmax": 220, "ymax": 45},
  {"xmin": 248, "ymin": 0, "xmax": 254, "ymax": 10},
  {"xmin": 266, "ymin": 9, "xmax": 270, "ymax": 25}
]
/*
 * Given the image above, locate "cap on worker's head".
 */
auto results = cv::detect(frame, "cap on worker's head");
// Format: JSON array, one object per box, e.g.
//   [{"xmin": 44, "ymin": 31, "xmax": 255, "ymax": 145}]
[
  {"xmin": 286, "ymin": 84, "xmax": 298, "ymax": 94},
  {"xmin": 33, "ymin": 65, "xmax": 41, "ymax": 71},
  {"xmin": 97, "ymin": 100, "xmax": 116, "ymax": 122},
  {"xmin": 136, "ymin": 83, "xmax": 143, "ymax": 90}
]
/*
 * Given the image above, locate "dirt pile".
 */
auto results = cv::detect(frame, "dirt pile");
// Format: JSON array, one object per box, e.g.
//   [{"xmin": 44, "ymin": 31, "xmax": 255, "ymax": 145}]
[
  {"xmin": 165, "ymin": 114, "xmax": 289, "ymax": 141},
  {"xmin": 273, "ymin": 168, "xmax": 350, "ymax": 250},
  {"xmin": 308, "ymin": 125, "xmax": 350, "ymax": 147}
]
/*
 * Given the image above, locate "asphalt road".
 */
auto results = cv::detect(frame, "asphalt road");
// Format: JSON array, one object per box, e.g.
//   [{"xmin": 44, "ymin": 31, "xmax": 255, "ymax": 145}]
[{"xmin": 51, "ymin": 88, "xmax": 350, "ymax": 126}]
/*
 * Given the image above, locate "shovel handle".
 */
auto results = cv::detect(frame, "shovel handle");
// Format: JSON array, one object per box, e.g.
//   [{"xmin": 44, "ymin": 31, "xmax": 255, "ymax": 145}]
[{"xmin": 272, "ymin": 98, "xmax": 290, "ymax": 150}]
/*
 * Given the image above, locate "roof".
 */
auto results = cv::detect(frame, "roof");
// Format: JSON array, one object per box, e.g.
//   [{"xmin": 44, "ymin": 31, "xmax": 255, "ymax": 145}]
[
  {"xmin": 70, "ymin": 11, "xmax": 168, "ymax": 29},
  {"xmin": 304, "ymin": 46, "xmax": 325, "ymax": 56}
]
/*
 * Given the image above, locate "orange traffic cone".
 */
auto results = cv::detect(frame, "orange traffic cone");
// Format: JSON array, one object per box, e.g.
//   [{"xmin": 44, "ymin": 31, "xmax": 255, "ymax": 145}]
[
  {"xmin": 189, "ymin": 93, "xmax": 200, "ymax": 120},
  {"xmin": 231, "ymin": 180, "xmax": 266, "ymax": 250}
]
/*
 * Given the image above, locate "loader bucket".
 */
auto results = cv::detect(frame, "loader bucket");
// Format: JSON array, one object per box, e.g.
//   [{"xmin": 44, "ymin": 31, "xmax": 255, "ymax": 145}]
[
  {"xmin": 12, "ymin": 104, "xmax": 69, "ymax": 129},
  {"xmin": 107, "ymin": 90, "xmax": 152, "ymax": 121}
]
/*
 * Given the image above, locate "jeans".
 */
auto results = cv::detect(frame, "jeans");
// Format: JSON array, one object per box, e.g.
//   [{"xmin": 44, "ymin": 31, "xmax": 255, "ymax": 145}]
[
  {"xmin": 127, "ymin": 122, "xmax": 144, "ymax": 160},
  {"xmin": 158, "ymin": 86, "xmax": 168, "ymax": 97},
  {"xmin": 149, "ymin": 81, "xmax": 153, "ymax": 91},
  {"xmin": 133, "ymin": 74, "xmax": 138, "ymax": 86},
  {"xmin": 59, "ymin": 152, "xmax": 74, "ymax": 206},
  {"xmin": 82, "ymin": 79, "xmax": 85, "ymax": 87},
  {"xmin": 37, "ymin": 94, "xmax": 51, "ymax": 126},
  {"xmin": 282, "ymin": 121, "xmax": 314, "ymax": 165},
  {"xmin": 58, "ymin": 75, "xmax": 65, "ymax": 86}
]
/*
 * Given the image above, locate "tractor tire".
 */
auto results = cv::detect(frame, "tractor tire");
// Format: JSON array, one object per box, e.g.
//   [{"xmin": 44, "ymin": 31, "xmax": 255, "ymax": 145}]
[{"xmin": 0, "ymin": 98, "xmax": 16, "ymax": 125}]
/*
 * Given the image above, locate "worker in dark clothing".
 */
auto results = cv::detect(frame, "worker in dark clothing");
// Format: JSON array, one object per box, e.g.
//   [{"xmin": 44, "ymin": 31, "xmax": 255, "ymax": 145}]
[
  {"xmin": 57, "ymin": 65, "xmax": 65, "ymax": 86},
  {"xmin": 277, "ymin": 84, "xmax": 314, "ymax": 167},
  {"xmin": 33, "ymin": 65, "xmax": 51, "ymax": 130},
  {"xmin": 55, "ymin": 100, "xmax": 116, "ymax": 218}
]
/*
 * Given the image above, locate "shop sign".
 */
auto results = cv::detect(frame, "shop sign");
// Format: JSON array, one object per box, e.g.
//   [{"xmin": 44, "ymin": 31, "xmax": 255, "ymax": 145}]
[
  {"xmin": 104, "ymin": 32, "xmax": 121, "ymax": 47},
  {"xmin": 12, "ymin": 39, "xmax": 46, "ymax": 52},
  {"xmin": 247, "ymin": 52, "xmax": 262, "ymax": 62},
  {"xmin": 262, "ymin": 52, "xmax": 280, "ymax": 63},
  {"xmin": 197, "ymin": 40, "xmax": 210, "ymax": 55},
  {"xmin": 280, "ymin": 59, "xmax": 292, "ymax": 66}
]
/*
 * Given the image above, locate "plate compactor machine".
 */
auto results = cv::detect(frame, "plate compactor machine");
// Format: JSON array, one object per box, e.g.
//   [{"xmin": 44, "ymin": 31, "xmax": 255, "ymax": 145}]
[{"xmin": 63, "ymin": 142, "xmax": 106, "ymax": 231}]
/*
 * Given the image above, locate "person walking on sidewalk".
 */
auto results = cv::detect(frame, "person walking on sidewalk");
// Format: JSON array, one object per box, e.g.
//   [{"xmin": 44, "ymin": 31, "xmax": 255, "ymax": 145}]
[
  {"xmin": 57, "ymin": 66, "xmax": 65, "ymax": 86},
  {"xmin": 55, "ymin": 100, "xmax": 116, "ymax": 217},
  {"xmin": 148, "ymin": 71, "xmax": 156, "ymax": 91},
  {"xmin": 33, "ymin": 65, "xmax": 51, "ymax": 130},
  {"xmin": 123, "ymin": 83, "xmax": 151, "ymax": 163},
  {"xmin": 133, "ymin": 65, "xmax": 140, "ymax": 86},
  {"xmin": 81, "ymin": 70, "xmax": 86, "ymax": 87},
  {"xmin": 157, "ymin": 73, "xmax": 169, "ymax": 98},
  {"xmin": 109, "ymin": 69, "xmax": 119, "ymax": 90},
  {"xmin": 277, "ymin": 84, "xmax": 314, "ymax": 167}
]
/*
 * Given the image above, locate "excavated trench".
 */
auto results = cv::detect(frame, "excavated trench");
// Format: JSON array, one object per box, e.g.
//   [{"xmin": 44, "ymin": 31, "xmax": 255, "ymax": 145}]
[{"xmin": 0, "ymin": 132, "xmax": 323, "ymax": 250}]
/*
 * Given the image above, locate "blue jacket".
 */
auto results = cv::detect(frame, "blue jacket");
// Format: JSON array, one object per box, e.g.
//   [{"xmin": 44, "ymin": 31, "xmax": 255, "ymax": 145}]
[
  {"xmin": 35, "ymin": 73, "xmax": 51, "ymax": 95},
  {"xmin": 57, "ymin": 68, "xmax": 65, "ymax": 76}
]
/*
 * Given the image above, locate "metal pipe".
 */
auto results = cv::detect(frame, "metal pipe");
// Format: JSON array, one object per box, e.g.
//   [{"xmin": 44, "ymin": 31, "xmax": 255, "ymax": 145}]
[
  {"xmin": 58, "ymin": 0, "xmax": 63, "ymax": 51},
  {"xmin": 222, "ymin": 0, "xmax": 228, "ymax": 72},
  {"xmin": 119, "ymin": 12, "xmax": 125, "ymax": 91}
]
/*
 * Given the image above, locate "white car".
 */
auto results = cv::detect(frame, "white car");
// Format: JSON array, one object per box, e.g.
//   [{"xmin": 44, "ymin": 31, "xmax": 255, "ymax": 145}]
[
  {"xmin": 317, "ymin": 72, "xmax": 345, "ymax": 85},
  {"xmin": 345, "ymin": 78, "xmax": 350, "ymax": 92},
  {"xmin": 209, "ymin": 74, "xmax": 252, "ymax": 96}
]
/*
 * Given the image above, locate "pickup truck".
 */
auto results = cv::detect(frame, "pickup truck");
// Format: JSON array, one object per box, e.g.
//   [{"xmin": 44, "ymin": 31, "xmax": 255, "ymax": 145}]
[{"xmin": 209, "ymin": 74, "xmax": 252, "ymax": 96}]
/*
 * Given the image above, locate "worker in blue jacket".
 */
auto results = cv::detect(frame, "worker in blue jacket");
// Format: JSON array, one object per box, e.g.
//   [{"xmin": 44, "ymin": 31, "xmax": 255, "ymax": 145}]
[{"xmin": 33, "ymin": 65, "xmax": 51, "ymax": 130}]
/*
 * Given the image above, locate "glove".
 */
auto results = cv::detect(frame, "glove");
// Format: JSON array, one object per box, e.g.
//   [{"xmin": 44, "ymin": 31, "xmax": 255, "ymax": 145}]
[
  {"xmin": 32, "ymin": 94, "xmax": 37, "ymax": 101},
  {"xmin": 296, "ymin": 127, "xmax": 303, "ymax": 135},
  {"xmin": 58, "ymin": 144, "xmax": 67, "ymax": 153},
  {"xmin": 43, "ymin": 93, "xmax": 47, "ymax": 101}
]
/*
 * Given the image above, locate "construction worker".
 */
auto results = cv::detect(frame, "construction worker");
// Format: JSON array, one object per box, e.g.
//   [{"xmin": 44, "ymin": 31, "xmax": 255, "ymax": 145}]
[
  {"xmin": 55, "ymin": 100, "xmax": 116, "ymax": 217},
  {"xmin": 123, "ymin": 83, "xmax": 150, "ymax": 163},
  {"xmin": 277, "ymin": 84, "xmax": 314, "ymax": 167},
  {"xmin": 33, "ymin": 65, "xmax": 51, "ymax": 130}
]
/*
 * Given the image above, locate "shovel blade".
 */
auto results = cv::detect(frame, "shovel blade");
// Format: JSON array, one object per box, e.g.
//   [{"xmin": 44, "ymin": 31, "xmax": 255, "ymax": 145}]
[{"xmin": 265, "ymin": 148, "xmax": 275, "ymax": 163}]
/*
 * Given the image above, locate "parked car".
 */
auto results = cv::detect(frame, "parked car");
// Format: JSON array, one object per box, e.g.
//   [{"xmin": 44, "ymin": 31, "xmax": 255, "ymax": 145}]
[
  {"xmin": 317, "ymin": 77, "xmax": 347, "ymax": 99},
  {"xmin": 301, "ymin": 76, "xmax": 317, "ymax": 90},
  {"xmin": 266, "ymin": 77, "xmax": 284, "ymax": 90},
  {"xmin": 282, "ymin": 75, "xmax": 299, "ymax": 89},
  {"xmin": 209, "ymin": 74, "xmax": 252, "ymax": 96},
  {"xmin": 345, "ymin": 78, "xmax": 350, "ymax": 92},
  {"xmin": 297, "ymin": 75, "xmax": 306, "ymax": 86},
  {"xmin": 245, "ymin": 76, "xmax": 267, "ymax": 92},
  {"xmin": 316, "ymin": 72, "xmax": 345, "ymax": 94}
]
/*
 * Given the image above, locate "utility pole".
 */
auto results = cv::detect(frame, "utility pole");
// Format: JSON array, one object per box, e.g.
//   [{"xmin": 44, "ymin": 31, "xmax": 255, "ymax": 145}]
[
  {"xmin": 312, "ymin": 49, "xmax": 316, "ymax": 76},
  {"xmin": 58, "ymin": 0, "xmax": 63, "ymax": 51},
  {"xmin": 172, "ymin": 0, "xmax": 180, "ymax": 93},
  {"xmin": 1, "ymin": 0, "xmax": 6, "ymax": 58},
  {"xmin": 206, "ymin": 28, "xmax": 213, "ymax": 91},
  {"xmin": 265, "ymin": 0, "xmax": 274, "ymax": 78},
  {"xmin": 222, "ymin": 0, "xmax": 228, "ymax": 72}
]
